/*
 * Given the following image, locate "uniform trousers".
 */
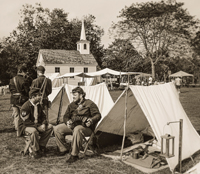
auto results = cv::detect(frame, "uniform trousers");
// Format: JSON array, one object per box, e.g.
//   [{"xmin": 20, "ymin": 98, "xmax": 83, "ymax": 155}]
[
  {"xmin": 12, "ymin": 105, "xmax": 20, "ymax": 136},
  {"xmin": 24, "ymin": 125, "xmax": 53, "ymax": 152},
  {"xmin": 54, "ymin": 123, "xmax": 92, "ymax": 156}
]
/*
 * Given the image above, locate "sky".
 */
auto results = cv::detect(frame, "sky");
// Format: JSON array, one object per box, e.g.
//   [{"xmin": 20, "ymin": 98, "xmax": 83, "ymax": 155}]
[{"xmin": 0, "ymin": 0, "xmax": 200, "ymax": 48}]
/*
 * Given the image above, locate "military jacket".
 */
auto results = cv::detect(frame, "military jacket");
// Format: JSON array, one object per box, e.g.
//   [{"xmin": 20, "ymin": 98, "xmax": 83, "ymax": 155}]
[
  {"xmin": 18, "ymin": 100, "xmax": 46, "ymax": 136},
  {"xmin": 63, "ymin": 99, "xmax": 101, "ymax": 131},
  {"xmin": 31, "ymin": 75, "xmax": 52, "ymax": 99},
  {"xmin": 9, "ymin": 74, "xmax": 30, "ymax": 106}
]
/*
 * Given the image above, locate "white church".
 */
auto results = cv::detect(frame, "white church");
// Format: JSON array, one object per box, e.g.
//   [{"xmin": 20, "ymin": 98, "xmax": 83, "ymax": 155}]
[{"xmin": 36, "ymin": 20, "xmax": 98, "ymax": 86}]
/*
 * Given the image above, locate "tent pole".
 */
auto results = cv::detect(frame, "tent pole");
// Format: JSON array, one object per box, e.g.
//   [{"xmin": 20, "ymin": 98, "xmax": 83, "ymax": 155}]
[
  {"xmin": 120, "ymin": 73, "xmax": 129, "ymax": 161},
  {"xmin": 179, "ymin": 119, "xmax": 183, "ymax": 173},
  {"xmin": 57, "ymin": 85, "xmax": 64, "ymax": 125}
]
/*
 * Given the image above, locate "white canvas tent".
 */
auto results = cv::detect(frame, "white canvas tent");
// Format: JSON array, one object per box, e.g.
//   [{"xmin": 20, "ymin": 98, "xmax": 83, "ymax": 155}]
[
  {"xmin": 45, "ymin": 73, "xmax": 61, "ymax": 87},
  {"xmin": 53, "ymin": 72, "xmax": 97, "ymax": 87},
  {"xmin": 53, "ymin": 68, "xmax": 141, "ymax": 87},
  {"xmin": 169, "ymin": 70, "xmax": 194, "ymax": 77},
  {"xmin": 96, "ymin": 82, "xmax": 200, "ymax": 171},
  {"xmin": 48, "ymin": 82, "xmax": 114, "ymax": 125},
  {"xmin": 85, "ymin": 68, "xmax": 127, "ymax": 76},
  {"xmin": 45, "ymin": 73, "xmax": 60, "ymax": 81}
]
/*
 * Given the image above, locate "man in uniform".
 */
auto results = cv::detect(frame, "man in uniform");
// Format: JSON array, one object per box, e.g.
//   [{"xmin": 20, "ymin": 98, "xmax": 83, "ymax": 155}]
[
  {"xmin": 18, "ymin": 88, "xmax": 53, "ymax": 159},
  {"xmin": 54, "ymin": 86, "xmax": 101, "ymax": 163},
  {"xmin": 31, "ymin": 65, "xmax": 52, "ymax": 122},
  {"xmin": 9, "ymin": 65, "xmax": 30, "ymax": 136}
]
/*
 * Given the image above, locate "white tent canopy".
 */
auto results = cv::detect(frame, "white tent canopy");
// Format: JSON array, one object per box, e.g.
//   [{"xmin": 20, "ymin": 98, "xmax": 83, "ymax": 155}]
[
  {"xmin": 96, "ymin": 82, "xmax": 200, "ymax": 171},
  {"xmin": 55, "ymin": 68, "xmax": 141, "ymax": 79},
  {"xmin": 169, "ymin": 71, "xmax": 194, "ymax": 77},
  {"xmin": 85, "ymin": 68, "xmax": 127, "ymax": 76},
  {"xmin": 45, "ymin": 73, "xmax": 60, "ymax": 81},
  {"xmin": 48, "ymin": 82, "xmax": 114, "ymax": 125},
  {"xmin": 56, "ymin": 72, "xmax": 94, "ymax": 79}
]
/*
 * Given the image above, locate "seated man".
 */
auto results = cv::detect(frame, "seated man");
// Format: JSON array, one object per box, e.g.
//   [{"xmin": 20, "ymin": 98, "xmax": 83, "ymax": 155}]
[
  {"xmin": 18, "ymin": 88, "xmax": 53, "ymax": 159},
  {"xmin": 54, "ymin": 86, "xmax": 101, "ymax": 163}
]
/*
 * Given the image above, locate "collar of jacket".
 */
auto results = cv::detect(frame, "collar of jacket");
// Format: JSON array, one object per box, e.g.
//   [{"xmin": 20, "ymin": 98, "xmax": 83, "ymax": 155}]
[
  {"xmin": 73, "ymin": 98, "xmax": 86, "ymax": 106},
  {"xmin": 17, "ymin": 73, "xmax": 24, "ymax": 77},
  {"xmin": 26, "ymin": 100, "xmax": 33, "ymax": 107},
  {"xmin": 38, "ymin": 74, "xmax": 45, "ymax": 77}
]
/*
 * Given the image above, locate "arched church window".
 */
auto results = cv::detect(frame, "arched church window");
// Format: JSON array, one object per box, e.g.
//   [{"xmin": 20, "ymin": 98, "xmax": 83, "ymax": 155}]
[{"xmin": 84, "ymin": 44, "xmax": 87, "ymax": 50}]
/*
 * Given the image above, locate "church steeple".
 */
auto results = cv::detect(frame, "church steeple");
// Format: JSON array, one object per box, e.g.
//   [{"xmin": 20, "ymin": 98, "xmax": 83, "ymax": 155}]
[
  {"xmin": 76, "ymin": 19, "xmax": 90, "ymax": 54},
  {"xmin": 80, "ymin": 20, "xmax": 86, "ymax": 40}
]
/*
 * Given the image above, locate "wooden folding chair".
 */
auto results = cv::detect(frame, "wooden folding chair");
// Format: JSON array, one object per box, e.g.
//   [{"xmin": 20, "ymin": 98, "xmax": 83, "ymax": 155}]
[
  {"xmin": 21, "ymin": 135, "xmax": 33, "ymax": 156},
  {"xmin": 81, "ymin": 123, "xmax": 99, "ymax": 156},
  {"xmin": 82, "ymin": 131, "xmax": 96, "ymax": 155}
]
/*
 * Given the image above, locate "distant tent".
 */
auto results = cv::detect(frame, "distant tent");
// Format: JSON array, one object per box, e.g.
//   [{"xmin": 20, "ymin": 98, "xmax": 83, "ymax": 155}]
[
  {"xmin": 135, "ymin": 73, "xmax": 151, "ymax": 78},
  {"xmin": 45, "ymin": 73, "xmax": 61, "ymax": 87},
  {"xmin": 48, "ymin": 82, "xmax": 114, "ymax": 125},
  {"xmin": 169, "ymin": 71, "xmax": 193, "ymax": 77},
  {"xmin": 52, "ymin": 68, "xmax": 140, "ymax": 87},
  {"xmin": 45, "ymin": 73, "xmax": 60, "ymax": 81},
  {"xmin": 96, "ymin": 82, "xmax": 200, "ymax": 171},
  {"xmin": 85, "ymin": 68, "xmax": 128, "ymax": 76}
]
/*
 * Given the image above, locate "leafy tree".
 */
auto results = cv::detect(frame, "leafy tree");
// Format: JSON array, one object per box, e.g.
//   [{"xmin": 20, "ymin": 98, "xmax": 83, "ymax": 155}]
[
  {"xmin": 191, "ymin": 31, "xmax": 200, "ymax": 57},
  {"xmin": 110, "ymin": 1, "xmax": 199, "ymax": 78},
  {"xmin": 0, "ymin": 3, "xmax": 104, "ymax": 82},
  {"xmin": 103, "ymin": 38, "xmax": 143, "ymax": 72}
]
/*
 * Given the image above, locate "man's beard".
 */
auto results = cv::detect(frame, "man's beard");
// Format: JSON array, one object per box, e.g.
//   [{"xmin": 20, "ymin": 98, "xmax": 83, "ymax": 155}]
[{"xmin": 74, "ymin": 98, "xmax": 81, "ymax": 104}]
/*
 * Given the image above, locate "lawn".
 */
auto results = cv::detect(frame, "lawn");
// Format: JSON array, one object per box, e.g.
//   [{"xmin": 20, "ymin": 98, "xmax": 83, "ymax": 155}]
[{"xmin": 0, "ymin": 87, "xmax": 200, "ymax": 174}]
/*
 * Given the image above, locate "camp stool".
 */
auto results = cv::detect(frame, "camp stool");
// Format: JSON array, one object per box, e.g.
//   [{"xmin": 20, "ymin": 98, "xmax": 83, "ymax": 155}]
[
  {"xmin": 81, "ymin": 123, "xmax": 99, "ymax": 156},
  {"xmin": 21, "ymin": 135, "xmax": 33, "ymax": 156},
  {"xmin": 81, "ymin": 131, "xmax": 96, "ymax": 155},
  {"xmin": 21, "ymin": 133, "xmax": 42, "ymax": 156}
]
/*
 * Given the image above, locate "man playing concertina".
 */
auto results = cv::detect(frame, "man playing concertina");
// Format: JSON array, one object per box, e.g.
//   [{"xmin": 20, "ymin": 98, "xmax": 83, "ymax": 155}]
[
  {"xmin": 54, "ymin": 86, "xmax": 101, "ymax": 163},
  {"xmin": 18, "ymin": 88, "xmax": 53, "ymax": 159},
  {"xmin": 9, "ymin": 65, "xmax": 30, "ymax": 136}
]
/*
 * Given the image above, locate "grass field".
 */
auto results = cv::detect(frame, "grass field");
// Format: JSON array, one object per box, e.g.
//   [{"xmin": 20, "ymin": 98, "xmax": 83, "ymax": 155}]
[{"xmin": 0, "ymin": 87, "xmax": 200, "ymax": 174}]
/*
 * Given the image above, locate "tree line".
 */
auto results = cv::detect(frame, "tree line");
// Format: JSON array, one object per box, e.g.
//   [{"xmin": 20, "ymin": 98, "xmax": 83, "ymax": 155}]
[{"xmin": 0, "ymin": 1, "xmax": 200, "ymax": 85}]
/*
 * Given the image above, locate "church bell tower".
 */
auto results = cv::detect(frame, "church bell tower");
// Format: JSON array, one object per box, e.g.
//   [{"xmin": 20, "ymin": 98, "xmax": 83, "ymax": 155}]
[{"xmin": 76, "ymin": 20, "xmax": 90, "ymax": 54}]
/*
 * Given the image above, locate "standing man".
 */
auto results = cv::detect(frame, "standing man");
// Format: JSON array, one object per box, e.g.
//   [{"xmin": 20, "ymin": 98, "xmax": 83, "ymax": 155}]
[
  {"xmin": 18, "ymin": 88, "xmax": 53, "ymax": 159},
  {"xmin": 148, "ymin": 76, "xmax": 153, "ymax": 86},
  {"xmin": 175, "ymin": 76, "xmax": 182, "ymax": 93},
  {"xmin": 9, "ymin": 65, "xmax": 30, "ymax": 136},
  {"xmin": 31, "ymin": 65, "xmax": 52, "ymax": 123},
  {"xmin": 54, "ymin": 86, "xmax": 101, "ymax": 163}
]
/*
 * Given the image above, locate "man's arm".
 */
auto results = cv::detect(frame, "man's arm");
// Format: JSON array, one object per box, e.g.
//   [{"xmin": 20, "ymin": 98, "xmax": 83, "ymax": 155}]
[
  {"xmin": 22, "ymin": 79, "xmax": 30, "ymax": 97},
  {"xmin": 89, "ymin": 102, "xmax": 101, "ymax": 125},
  {"xmin": 9, "ymin": 78, "xmax": 15, "ymax": 94},
  {"xmin": 46, "ymin": 79, "xmax": 52, "ymax": 96},
  {"xmin": 63, "ymin": 105, "xmax": 71, "ymax": 124}
]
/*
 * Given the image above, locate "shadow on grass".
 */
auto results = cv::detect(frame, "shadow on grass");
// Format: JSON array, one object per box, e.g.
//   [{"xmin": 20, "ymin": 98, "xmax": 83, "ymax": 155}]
[
  {"xmin": 0, "ymin": 127, "xmax": 15, "ymax": 133},
  {"xmin": 0, "ymin": 97, "xmax": 10, "ymax": 100},
  {"xmin": 0, "ymin": 110, "xmax": 11, "ymax": 112}
]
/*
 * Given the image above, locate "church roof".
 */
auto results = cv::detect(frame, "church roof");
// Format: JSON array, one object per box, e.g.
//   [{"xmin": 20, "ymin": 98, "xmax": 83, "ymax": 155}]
[
  {"xmin": 39, "ymin": 49, "xmax": 97, "ymax": 65},
  {"xmin": 76, "ymin": 40, "xmax": 90, "ymax": 44}
]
